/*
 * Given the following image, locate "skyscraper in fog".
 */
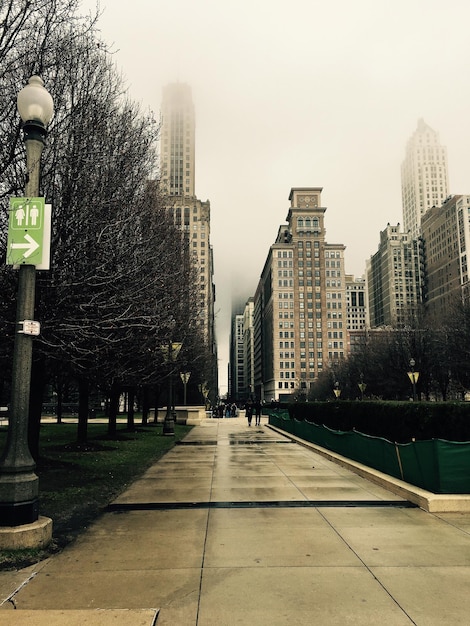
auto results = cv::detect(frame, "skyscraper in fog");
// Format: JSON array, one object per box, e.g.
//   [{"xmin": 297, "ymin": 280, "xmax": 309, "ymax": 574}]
[
  {"xmin": 401, "ymin": 119, "xmax": 449, "ymax": 240},
  {"xmin": 160, "ymin": 83, "xmax": 195, "ymax": 197},
  {"xmin": 160, "ymin": 83, "xmax": 217, "ymax": 397}
]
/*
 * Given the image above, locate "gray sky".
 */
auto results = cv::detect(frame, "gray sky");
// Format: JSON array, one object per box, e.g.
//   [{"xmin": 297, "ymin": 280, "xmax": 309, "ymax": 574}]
[{"xmin": 81, "ymin": 0, "xmax": 470, "ymax": 396}]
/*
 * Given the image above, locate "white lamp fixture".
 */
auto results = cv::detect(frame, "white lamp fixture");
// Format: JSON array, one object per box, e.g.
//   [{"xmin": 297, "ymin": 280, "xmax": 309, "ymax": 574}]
[{"xmin": 17, "ymin": 75, "xmax": 54, "ymax": 126}]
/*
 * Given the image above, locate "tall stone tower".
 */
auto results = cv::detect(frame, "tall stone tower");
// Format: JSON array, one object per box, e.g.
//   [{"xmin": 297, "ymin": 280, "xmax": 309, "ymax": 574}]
[
  {"xmin": 160, "ymin": 83, "xmax": 195, "ymax": 198},
  {"xmin": 160, "ymin": 83, "xmax": 217, "ymax": 398},
  {"xmin": 401, "ymin": 118, "xmax": 449, "ymax": 240}
]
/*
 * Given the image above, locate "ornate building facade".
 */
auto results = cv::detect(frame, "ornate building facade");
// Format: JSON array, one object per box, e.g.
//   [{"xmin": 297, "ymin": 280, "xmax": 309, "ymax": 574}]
[{"xmin": 254, "ymin": 187, "xmax": 347, "ymax": 401}]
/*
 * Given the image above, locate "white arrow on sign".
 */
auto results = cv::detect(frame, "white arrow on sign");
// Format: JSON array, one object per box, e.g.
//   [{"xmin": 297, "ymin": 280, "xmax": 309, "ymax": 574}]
[{"xmin": 10, "ymin": 233, "xmax": 40, "ymax": 258}]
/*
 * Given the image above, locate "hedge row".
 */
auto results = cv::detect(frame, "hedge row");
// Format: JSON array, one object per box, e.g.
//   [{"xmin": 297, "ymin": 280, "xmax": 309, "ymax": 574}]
[{"xmin": 283, "ymin": 401, "xmax": 470, "ymax": 443}]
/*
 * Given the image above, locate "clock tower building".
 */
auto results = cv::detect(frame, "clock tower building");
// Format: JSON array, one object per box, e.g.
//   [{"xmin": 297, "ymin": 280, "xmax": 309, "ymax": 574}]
[{"xmin": 254, "ymin": 187, "xmax": 347, "ymax": 401}]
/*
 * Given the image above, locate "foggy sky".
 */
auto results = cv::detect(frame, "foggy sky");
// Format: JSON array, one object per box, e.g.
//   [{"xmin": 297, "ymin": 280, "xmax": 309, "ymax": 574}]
[{"xmin": 81, "ymin": 0, "xmax": 470, "ymax": 395}]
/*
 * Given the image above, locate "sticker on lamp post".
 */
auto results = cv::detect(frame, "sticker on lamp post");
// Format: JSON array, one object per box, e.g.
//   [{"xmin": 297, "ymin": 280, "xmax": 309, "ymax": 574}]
[
  {"xmin": 6, "ymin": 197, "xmax": 45, "ymax": 266},
  {"xmin": 18, "ymin": 320, "xmax": 41, "ymax": 336}
]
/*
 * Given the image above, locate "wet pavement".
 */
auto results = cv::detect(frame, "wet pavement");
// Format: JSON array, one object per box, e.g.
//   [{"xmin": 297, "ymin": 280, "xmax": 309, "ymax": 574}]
[{"xmin": 1, "ymin": 415, "xmax": 470, "ymax": 624}]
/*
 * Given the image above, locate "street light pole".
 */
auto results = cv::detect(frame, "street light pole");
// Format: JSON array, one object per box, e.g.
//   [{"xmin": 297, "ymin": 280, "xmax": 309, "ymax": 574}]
[
  {"xmin": 180, "ymin": 371, "xmax": 191, "ymax": 406},
  {"xmin": 408, "ymin": 358, "xmax": 419, "ymax": 402},
  {"xmin": 333, "ymin": 381, "xmax": 341, "ymax": 399},
  {"xmin": 161, "ymin": 340, "xmax": 182, "ymax": 436},
  {"xmin": 164, "ymin": 343, "xmax": 175, "ymax": 436},
  {"xmin": 0, "ymin": 76, "xmax": 53, "ymax": 527}
]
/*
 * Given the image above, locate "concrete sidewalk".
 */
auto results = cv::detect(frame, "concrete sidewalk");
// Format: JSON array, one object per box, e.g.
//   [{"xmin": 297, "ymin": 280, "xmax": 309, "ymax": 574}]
[{"xmin": 2, "ymin": 416, "xmax": 470, "ymax": 624}]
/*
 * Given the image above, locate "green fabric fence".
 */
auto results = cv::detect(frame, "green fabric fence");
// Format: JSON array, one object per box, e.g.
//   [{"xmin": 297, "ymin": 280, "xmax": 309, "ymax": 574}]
[{"xmin": 268, "ymin": 413, "xmax": 470, "ymax": 494}]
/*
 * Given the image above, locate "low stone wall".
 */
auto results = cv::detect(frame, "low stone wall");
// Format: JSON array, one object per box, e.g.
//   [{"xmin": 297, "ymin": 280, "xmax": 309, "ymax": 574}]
[{"xmin": 154, "ymin": 406, "xmax": 206, "ymax": 425}]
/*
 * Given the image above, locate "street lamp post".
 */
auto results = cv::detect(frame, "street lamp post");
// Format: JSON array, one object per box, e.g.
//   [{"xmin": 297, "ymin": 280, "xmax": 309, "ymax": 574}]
[
  {"xmin": 161, "ymin": 340, "xmax": 182, "ymax": 436},
  {"xmin": 333, "ymin": 381, "xmax": 341, "ymax": 399},
  {"xmin": 0, "ymin": 77, "xmax": 53, "ymax": 528},
  {"xmin": 180, "ymin": 371, "xmax": 191, "ymax": 406},
  {"xmin": 408, "ymin": 358, "xmax": 419, "ymax": 402}
]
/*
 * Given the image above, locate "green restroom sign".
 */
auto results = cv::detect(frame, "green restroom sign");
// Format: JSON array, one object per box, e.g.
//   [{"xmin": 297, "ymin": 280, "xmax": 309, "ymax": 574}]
[{"xmin": 6, "ymin": 197, "xmax": 45, "ymax": 266}]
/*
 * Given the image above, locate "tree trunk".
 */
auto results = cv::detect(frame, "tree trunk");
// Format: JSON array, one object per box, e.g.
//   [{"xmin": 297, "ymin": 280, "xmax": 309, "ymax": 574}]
[
  {"xmin": 77, "ymin": 377, "xmax": 89, "ymax": 444},
  {"xmin": 127, "ymin": 386, "xmax": 135, "ymax": 431},
  {"xmin": 108, "ymin": 383, "xmax": 119, "ymax": 438},
  {"xmin": 56, "ymin": 380, "xmax": 63, "ymax": 424},
  {"xmin": 141, "ymin": 386, "xmax": 149, "ymax": 425}
]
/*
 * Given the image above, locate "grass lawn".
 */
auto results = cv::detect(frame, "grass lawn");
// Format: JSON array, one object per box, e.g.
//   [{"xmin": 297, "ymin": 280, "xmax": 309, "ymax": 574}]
[{"xmin": 0, "ymin": 419, "xmax": 191, "ymax": 570}]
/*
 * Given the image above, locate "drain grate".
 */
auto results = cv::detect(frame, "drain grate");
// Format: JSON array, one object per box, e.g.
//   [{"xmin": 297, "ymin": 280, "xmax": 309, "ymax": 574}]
[
  {"xmin": 108, "ymin": 500, "xmax": 416, "ymax": 512},
  {"xmin": 176, "ymin": 440, "xmax": 217, "ymax": 446},
  {"xmin": 229, "ymin": 440, "xmax": 294, "ymax": 445},
  {"xmin": 176, "ymin": 439, "xmax": 294, "ymax": 446}
]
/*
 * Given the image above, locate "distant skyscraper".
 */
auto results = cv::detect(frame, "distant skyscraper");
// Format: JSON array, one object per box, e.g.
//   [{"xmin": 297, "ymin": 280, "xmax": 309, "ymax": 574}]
[
  {"xmin": 243, "ymin": 298, "xmax": 255, "ymax": 400},
  {"xmin": 345, "ymin": 275, "xmax": 366, "ymax": 332},
  {"xmin": 401, "ymin": 119, "xmax": 449, "ymax": 240},
  {"xmin": 228, "ymin": 298, "xmax": 255, "ymax": 402},
  {"xmin": 366, "ymin": 224, "xmax": 422, "ymax": 328},
  {"xmin": 160, "ymin": 83, "xmax": 217, "ymax": 396},
  {"xmin": 421, "ymin": 195, "xmax": 470, "ymax": 316},
  {"xmin": 229, "ymin": 314, "xmax": 245, "ymax": 401},
  {"xmin": 160, "ymin": 83, "xmax": 195, "ymax": 197}
]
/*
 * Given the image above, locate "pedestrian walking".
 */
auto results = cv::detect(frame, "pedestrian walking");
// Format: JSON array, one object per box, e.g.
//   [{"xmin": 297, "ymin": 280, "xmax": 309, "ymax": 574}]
[
  {"xmin": 254, "ymin": 401, "xmax": 262, "ymax": 426},
  {"xmin": 245, "ymin": 399, "xmax": 253, "ymax": 426}
]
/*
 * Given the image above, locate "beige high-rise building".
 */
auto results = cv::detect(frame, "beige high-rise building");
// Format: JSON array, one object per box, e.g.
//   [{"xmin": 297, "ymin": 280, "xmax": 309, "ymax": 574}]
[
  {"xmin": 345, "ymin": 275, "xmax": 366, "ymax": 331},
  {"xmin": 160, "ymin": 83, "xmax": 217, "ymax": 393},
  {"xmin": 254, "ymin": 187, "xmax": 347, "ymax": 401},
  {"xmin": 366, "ymin": 224, "xmax": 422, "ymax": 328},
  {"xmin": 421, "ymin": 195, "xmax": 470, "ymax": 317},
  {"xmin": 401, "ymin": 119, "xmax": 449, "ymax": 240}
]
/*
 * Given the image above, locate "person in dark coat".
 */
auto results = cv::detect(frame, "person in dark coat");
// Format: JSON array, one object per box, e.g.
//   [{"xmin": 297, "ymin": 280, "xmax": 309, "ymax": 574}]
[
  {"xmin": 254, "ymin": 401, "xmax": 262, "ymax": 426},
  {"xmin": 245, "ymin": 400, "xmax": 253, "ymax": 426}
]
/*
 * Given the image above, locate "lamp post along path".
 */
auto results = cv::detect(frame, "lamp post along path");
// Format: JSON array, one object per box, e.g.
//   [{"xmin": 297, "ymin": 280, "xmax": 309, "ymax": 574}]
[
  {"xmin": 180, "ymin": 371, "xmax": 191, "ymax": 406},
  {"xmin": 161, "ymin": 341, "xmax": 182, "ymax": 436},
  {"xmin": 0, "ymin": 77, "xmax": 53, "ymax": 538},
  {"xmin": 408, "ymin": 358, "xmax": 419, "ymax": 402},
  {"xmin": 333, "ymin": 381, "xmax": 341, "ymax": 399}
]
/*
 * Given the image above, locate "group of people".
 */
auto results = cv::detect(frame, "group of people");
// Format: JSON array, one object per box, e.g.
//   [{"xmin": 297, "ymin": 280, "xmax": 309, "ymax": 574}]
[
  {"xmin": 215, "ymin": 402, "xmax": 238, "ymax": 418},
  {"xmin": 214, "ymin": 399, "xmax": 263, "ymax": 426}
]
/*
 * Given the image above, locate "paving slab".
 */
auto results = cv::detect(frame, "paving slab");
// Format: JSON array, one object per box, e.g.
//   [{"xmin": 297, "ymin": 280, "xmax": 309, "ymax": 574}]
[
  {"xmin": 198, "ymin": 566, "xmax": 413, "ymax": 625},
  {"xmin": 41, "ymin": 509, "xmax": 208, "ymax": 572},
  {"xmin": 370, "ymin": 566, "xmax": 470, "ymax": 625},
  {"xmin": 321, "ymin": 507, "xmax": 470, "ymax": 567},
  {"xmin": 204, "ymin": 508, "xmax": 361, "ymax": 568}
]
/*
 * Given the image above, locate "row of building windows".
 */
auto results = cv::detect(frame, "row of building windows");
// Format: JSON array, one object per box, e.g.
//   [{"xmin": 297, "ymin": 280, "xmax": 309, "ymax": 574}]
[
  {"xmin": 277, "ymin": 248, "xmax": 342, "ymax": 259},
  {"xmin": 297, "ymin": 217, "xmax": 319, "ymax": 228}
]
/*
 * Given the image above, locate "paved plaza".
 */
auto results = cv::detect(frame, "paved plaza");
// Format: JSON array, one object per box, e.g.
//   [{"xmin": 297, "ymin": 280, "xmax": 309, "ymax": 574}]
[{"xmin": 1, "ymin": 415, "xmax": 470, "ymax": 624}]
